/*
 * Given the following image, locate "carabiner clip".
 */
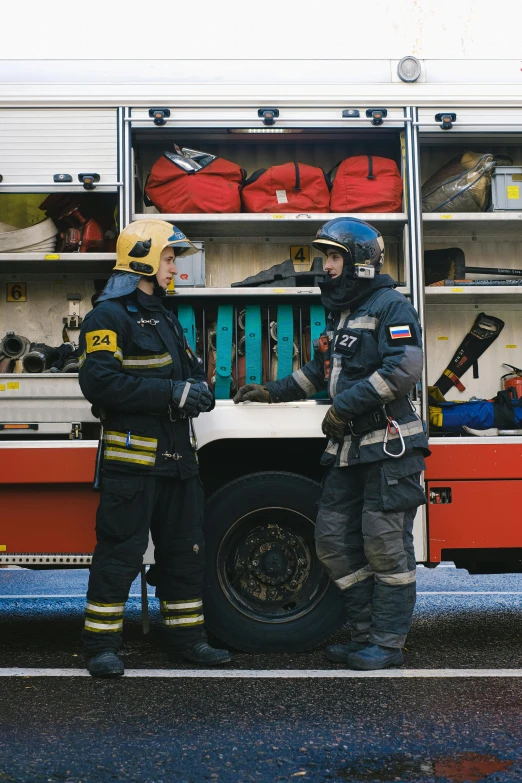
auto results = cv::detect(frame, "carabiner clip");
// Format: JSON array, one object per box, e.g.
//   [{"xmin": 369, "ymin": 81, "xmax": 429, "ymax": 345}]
[{"xmin": 383, "ymin": 417, "xmax": 406, "ymax": 459}]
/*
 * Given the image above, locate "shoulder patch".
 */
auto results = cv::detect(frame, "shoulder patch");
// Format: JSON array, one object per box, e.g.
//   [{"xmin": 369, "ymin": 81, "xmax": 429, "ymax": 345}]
[
  {"xmin": 386, "ymin": 323, "xmax": 419, "ymax": 346},
  {"xmin": 86, "ymin": 330, "xmax": 118, "ymax": 353}
]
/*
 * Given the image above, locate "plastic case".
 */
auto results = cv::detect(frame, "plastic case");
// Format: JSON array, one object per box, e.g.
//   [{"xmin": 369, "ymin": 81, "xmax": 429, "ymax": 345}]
[
  {"xmin": 170, "ymin": 240, "xmax": 205, "ymax": 288},
  {"xmin": 491, "ymin": 167, "xmax": 522, "ymax": 210}
]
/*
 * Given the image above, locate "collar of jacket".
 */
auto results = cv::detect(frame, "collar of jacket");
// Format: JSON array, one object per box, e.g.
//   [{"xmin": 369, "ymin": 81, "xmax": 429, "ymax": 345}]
[{"xmin": 136, "ymin": 289, "xmax": 165, "ymax": 312}]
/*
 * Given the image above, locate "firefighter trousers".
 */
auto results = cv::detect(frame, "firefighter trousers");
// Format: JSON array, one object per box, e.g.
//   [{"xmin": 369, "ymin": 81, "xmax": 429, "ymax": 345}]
[
  {"xmin": 315, "ymin": 459, "xmax": 425, "ymax": 648},
  {"xmin": 82, "ymin": 469, "xmax": 206, "ymax": 656}
]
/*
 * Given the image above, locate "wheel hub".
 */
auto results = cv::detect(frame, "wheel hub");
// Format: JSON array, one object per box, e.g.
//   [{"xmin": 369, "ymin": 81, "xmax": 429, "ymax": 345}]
[{"xmin": 234, "ymin": 524, "xmax": 310, "ymax": 603}]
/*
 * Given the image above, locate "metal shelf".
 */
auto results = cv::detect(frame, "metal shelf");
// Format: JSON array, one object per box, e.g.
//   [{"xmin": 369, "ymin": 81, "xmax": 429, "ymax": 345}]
[
  {"xmin": 425, "ymin": 285, "xmax": 522, "ymax": 303},
  {"xmin": 132, "ymin": 213, "xmax": 408, "ymax": 238},
  {"xmin": 171, "ymin": 285, "xmax": 409, "ymax": 298},
  {"xmin": 423, "ymin": 212, "xmax": 522, "ymax": 239},
  {"xmin": 0, "ymin": 252, "xmax": 115, "ymax": 274}
]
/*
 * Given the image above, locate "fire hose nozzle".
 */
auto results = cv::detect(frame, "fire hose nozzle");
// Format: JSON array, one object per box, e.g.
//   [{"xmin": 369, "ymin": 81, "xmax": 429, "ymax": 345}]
[
  {"xmin": 23, "ymin": 344, "xmax": 60, "ymax": 373},
  {"xmin": 0, "ymin": 331, "xmax": 30, "ymax": 360}
]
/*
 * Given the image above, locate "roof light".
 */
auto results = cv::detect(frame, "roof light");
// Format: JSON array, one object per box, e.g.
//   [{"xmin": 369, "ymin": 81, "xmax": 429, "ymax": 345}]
[
  {"xmin": 397, "ymin": 56, "xmax": 422, "ymax": 83},
  {"xmin": 228, "ymin": 128, "xmax": 301, "ymax": 134}
]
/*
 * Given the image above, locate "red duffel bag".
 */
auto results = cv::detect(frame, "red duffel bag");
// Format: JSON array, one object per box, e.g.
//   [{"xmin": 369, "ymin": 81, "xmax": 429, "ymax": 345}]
[
  {"xmin": 329, "ymin": 155, "xmax": 403, "ymax": 213},
  {"xmin": 145, "ymin": 149, "xmax": 245, "ymax": 213},
  {"xmin": 241, "ymin": 162, "xmax": 331, "ymax": 213}
]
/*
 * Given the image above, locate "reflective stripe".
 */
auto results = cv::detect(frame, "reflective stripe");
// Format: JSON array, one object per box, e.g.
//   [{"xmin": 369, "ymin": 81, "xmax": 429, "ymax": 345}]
[
  {"xmin": 335, "ymin": 565, "xmax": 374, "ymax": 591},
  {"xmin": 368, "ymin": 371, "xmax": 395, "ymax": 403},
  {"xmin": 339, "ymin": 435, "xmax": 352, "ymax": 464},
  {"xmin": 84, "ymin": 618, "xmax": 123, "ymax": 632},
  {"xmin": 122, "ymin": 353, "xmax": 173, "ymax": 369},
  {"xmin": 79, "ymin": 348, "xmax": 122, "ymax": 367},
  {"xmin": 325, "ymin": 439, "xmax": 339, "ymax": 455},
  {"xmin": 104, "ymin": 447, "xmax": 156, "ymax": 466},
  {"xmin": 329, "ymin": 356, "xmax": 342, "ymax": 398},
  {"xmin": 347, "ymin": 316, "xmax": 378, "ymax": 330},
  {"xmin": 104, "ymin": 431, "xmax": 157, "ymax": 452},
  {"xmin": 86, "ymin": 602, "xmax": 125, "ymax": 614},
  {"xmin": 375, "ymin": 569, "xmax": 417, "ymax": 586},
  {"xmin": 178, "ymin": 382, "xmax": 192, "ymax": 409},
  {"xmin": 329, "ymin": 312, "xmax": 350, "ymax": 398},
  {"xmin": 161, "ymin": 600, "xmax": 203, "ymax": 612},
  {"xmin": 163, "ymin": 614, "xmax": 204, "ymax": 627},
  {"xmin": 292, "ymin": 369, "xmax": 316, "ymax": 397},
  {"xmin": 360, "ymin": 419, "xmax": 424, "ymax": 447}
]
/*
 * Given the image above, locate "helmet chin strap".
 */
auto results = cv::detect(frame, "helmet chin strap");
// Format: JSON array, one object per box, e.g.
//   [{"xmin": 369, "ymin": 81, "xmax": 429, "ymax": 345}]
[{"xmin": 153, "ymin": 275, "xmax": 167, "ymax": 297}]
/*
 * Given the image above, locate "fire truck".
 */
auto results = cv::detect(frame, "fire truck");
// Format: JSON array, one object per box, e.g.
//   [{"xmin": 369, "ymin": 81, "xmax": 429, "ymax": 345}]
[{"xmin": 1, "ymin": 58, "xmax": 522, "ymax": 653}]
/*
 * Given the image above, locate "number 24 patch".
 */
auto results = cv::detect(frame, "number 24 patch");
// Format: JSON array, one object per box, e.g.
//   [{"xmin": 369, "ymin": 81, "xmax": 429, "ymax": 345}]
[{"xmin": 86, "ymin": 330, "xmax": 117, "ymax": 353}]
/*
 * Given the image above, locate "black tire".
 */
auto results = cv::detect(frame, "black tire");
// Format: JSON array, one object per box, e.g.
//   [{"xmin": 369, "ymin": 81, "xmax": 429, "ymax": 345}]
[{"xmin": 203, "ymin": 471, "xmax": 344, "ymax": 653}]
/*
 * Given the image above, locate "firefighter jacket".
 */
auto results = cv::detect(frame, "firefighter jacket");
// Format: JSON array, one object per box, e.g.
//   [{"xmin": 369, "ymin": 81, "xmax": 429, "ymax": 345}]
[
  {"xmin": 265, "ymin": 274, "xmax": 430, "ymax": 467},
  {"xmin": 78, "ymin": 288, "xmax": 209, "ymax": 478}
]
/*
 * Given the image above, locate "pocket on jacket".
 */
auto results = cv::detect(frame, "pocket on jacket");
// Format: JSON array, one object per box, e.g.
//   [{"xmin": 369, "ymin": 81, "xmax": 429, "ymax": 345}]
[
  {"xmin": 130, "ymin": 327, "xmax": 165, "ymax": 353},
  {"xmin": 380, "ymin": 454, "xmax": 427, "ymax": 512},
  {"xmin": 96, "ymin": 476, "xmax": 145, "ymax": 539}
]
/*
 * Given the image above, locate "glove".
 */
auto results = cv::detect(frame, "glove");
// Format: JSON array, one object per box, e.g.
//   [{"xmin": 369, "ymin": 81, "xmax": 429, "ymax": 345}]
[
  {"xmin": 428, "ymin": 385, "xmax": 446, "ymax": 429},
  {"xmin": 321, "ymin": 406, "xmax": 349, "ymax": 442},
  {"xmin": 171, "ymin": 380, "xmax": 214, "ymax": 416},
  {"xmin": 233, "ymin": 384, "xmax": 272, "ymax": 404}
]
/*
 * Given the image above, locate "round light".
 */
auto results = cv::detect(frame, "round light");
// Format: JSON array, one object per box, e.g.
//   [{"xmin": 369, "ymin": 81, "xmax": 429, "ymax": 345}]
[{"xmin": 397, "ymin": 56, "xmax": 421, "ymax": 83}]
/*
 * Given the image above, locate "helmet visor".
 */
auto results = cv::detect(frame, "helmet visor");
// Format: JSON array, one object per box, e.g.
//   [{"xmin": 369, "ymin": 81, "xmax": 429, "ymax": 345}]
[{"xmin": 166, "ymin": 226, "xmax": 199, "ymax": 257}]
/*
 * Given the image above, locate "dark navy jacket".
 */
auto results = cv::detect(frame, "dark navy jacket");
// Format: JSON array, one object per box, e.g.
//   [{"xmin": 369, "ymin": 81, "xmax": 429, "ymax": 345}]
[
  {"xmin": 78, "ymin": 289, "xmax": 207, "ymax": 478},
  {"xmin": 266, "ymin": 275, "xmax": 430, "ymax": 467}
]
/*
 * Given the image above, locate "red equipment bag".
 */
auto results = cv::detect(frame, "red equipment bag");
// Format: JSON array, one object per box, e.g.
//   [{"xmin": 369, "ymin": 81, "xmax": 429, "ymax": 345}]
[
  {"xmin": 329, "ymin": 155, "xmax": 403, "ymax": 213},
  {"xmin": 145, "ymin": 152, "xmax": 245, "ymax": 214},
  {"xmin": 241, "ymin": 162, "xmax": 331, "ymax": 213}
]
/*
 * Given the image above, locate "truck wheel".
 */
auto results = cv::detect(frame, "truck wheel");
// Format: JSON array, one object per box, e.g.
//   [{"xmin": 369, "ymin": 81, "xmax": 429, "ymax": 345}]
[{"xmin": 203, "ymin": 471, "xmax": 344, "ymax": 653}]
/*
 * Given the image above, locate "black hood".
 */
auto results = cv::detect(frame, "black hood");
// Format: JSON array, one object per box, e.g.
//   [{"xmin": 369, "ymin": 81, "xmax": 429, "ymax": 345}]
[{"xmin": 319, "ymin": 270, "xmax": 396, "ymax": 311}]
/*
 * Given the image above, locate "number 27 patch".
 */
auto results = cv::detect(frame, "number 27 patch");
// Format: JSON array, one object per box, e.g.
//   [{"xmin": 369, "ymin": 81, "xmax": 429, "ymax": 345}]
[
  {"xmin": 86, "ymin": 330, "xmax": 117, "ymax": 353},
  {"xmin": 334, "ymin": 328, "xmax": 360, "ymax": 357}
]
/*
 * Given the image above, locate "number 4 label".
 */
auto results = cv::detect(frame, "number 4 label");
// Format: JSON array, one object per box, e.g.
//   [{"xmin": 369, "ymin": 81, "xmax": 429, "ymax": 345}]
[
  {"xmin": 290, "ymin": 246, "xmax": 310, "ymax": 267},
  {"xmin": 6, "ymin": 282, "xmax": 27, "ymax": 302}
]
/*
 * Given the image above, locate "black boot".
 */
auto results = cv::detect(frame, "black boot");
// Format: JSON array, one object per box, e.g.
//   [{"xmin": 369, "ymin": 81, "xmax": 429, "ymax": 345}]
[
  {"xmin": 324, "ymin": 640, "xmax": 368, "ymax": 663},
  {"xmin": 346, "ymin": 643, "xmax": 404, "ymax": 671},
  {"xmin": 86, "ymin": 650, "xmax": 124, "ymax": 678},
  {"xmin": 171, "ymin": 641, "xmax": 232, "ymax": 666}
]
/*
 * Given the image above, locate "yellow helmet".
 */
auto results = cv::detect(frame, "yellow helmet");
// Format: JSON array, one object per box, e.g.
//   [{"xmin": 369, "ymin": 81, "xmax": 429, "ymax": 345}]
[{"xmin": 114, "ymin": 220, "xmax": 198, "ymax": 276}]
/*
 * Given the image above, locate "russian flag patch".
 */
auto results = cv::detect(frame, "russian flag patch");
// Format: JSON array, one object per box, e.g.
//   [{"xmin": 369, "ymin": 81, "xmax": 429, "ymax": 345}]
[{"xmin": 389, "ymin": 325, "xmax": 412, "ymax": 339}]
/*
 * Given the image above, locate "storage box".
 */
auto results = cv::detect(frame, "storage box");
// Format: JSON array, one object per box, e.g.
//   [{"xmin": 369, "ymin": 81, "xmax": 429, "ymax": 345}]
[
  {"xmin": 491, "ymin": 167, "xmax": 522, "ymax": 210},
  {"xmin": 168, "ymin": 240, "xmax": 205, "ymax": 289}
]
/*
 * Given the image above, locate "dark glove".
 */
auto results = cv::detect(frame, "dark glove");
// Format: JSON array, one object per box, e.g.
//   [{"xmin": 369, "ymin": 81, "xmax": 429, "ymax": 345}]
[
  {"xmin": 233, "ymin": 384, "xmax": 272, "ymax": 404},
  {"xmin": 171, "ymin": 380, "xmax": 214, "ymax": 416},
  {"xmin": 322, "ymin": 406, "xmax": 349, "ymax": 442}
]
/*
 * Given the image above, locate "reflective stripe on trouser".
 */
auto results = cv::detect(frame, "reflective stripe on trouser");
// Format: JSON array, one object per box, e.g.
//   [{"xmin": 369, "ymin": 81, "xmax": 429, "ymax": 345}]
[
  {"xmin": 82, "ymin": 471, "xmax": 206, "ymax": 655},
  {"xmin": 315, "ymin": 462, "xmax": 421, "ymax": 649},
  {"xmin": 160, "ymin": 599, "xmax": 204, "ymax": 635}
]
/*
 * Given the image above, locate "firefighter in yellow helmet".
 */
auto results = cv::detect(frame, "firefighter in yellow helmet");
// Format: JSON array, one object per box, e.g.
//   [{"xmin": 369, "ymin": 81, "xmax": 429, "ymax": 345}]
[{"xmin": 78, "ymin": 220, "xmax": 231, "ymax": 677}]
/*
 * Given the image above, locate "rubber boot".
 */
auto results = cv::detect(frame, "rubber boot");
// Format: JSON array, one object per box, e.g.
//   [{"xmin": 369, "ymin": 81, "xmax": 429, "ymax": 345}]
[
  {"xmin": 346, "ymin": 643, "xmax": 404, "ymax": 671},
  {"xmin": 324, "ymin": 640, "xmax": 368, "ymax": 663},
  {"xmin": 86, "ymin": 650, "xmax": 124, "ymax": 678},
  {"xmin": 171, "ymin": 641, "xmax": 232, "ymax": 666}
]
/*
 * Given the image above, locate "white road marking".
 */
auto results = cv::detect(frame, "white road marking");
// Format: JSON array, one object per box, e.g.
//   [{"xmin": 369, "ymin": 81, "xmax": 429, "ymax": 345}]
[
  {"xmin": 1, "ymin": 668, "xmax": 522, "ymax": 679},
  {"xmin": 2, "ymin": 592, "xmax": 522, "ymax": 599},
  {"xmin": 418, "ymin": 591, "xmax": 522, "ymax": 595},
  {"xmin": 0, "ymin": 594, "xmax": 147, "ymax": 599}
]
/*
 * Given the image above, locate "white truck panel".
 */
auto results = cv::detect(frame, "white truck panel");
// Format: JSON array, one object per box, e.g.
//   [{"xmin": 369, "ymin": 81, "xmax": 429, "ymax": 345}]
[{"xmin": 0, "ymin": 109, "xmax": 119, "ymax": 192}]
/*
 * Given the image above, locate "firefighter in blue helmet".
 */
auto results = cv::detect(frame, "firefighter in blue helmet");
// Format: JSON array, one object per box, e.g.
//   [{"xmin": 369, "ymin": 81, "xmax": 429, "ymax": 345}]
[
  {"xmin": 78, "ymin": 219, "xmax": 231, "ymax": 677},
  {"xmin": 234, "ymin": 218, "xmax": 430, "ymax": 670}
]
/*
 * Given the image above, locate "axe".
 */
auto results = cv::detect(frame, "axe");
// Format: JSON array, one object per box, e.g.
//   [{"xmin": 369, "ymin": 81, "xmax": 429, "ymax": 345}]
[{"xmin": 424, "ymin": 247, "xmax": 522, "ymax": 286}]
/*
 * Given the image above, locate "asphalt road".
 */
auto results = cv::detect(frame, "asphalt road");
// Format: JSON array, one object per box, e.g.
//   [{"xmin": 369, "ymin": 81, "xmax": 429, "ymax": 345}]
[{"xmin": 1, "ymin": 565, "xmax": 522, "ymax": 783}]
